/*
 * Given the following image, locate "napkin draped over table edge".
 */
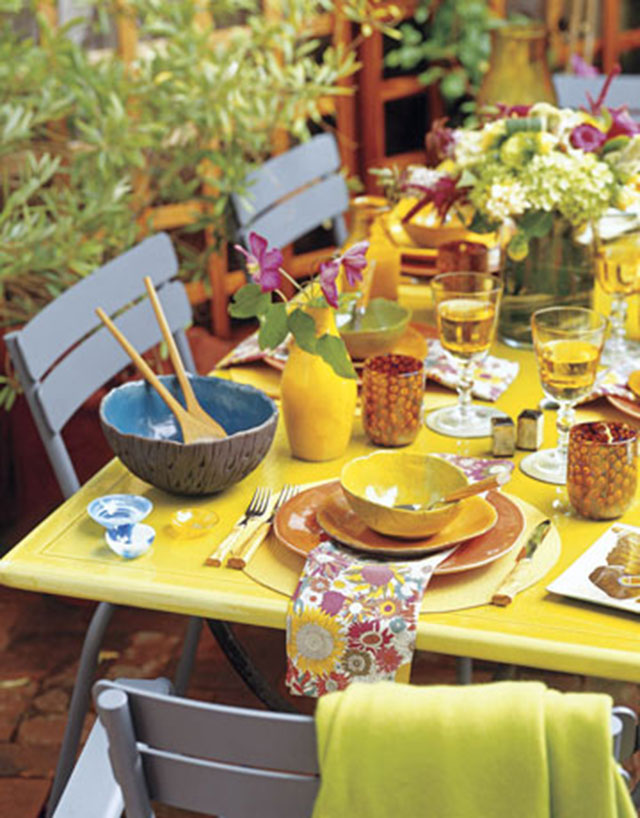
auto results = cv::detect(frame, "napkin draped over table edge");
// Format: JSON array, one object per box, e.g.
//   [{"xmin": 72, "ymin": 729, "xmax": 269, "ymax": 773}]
[{"xmin": 312, "ymin": 680, "xmax": 635, "ymax": 818}]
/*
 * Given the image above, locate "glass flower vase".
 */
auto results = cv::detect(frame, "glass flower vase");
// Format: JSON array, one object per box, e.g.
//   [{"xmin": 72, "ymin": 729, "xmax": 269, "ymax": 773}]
[{"xmin": 499, "ymin": 220, "xmax": 594, "ymax": 348}]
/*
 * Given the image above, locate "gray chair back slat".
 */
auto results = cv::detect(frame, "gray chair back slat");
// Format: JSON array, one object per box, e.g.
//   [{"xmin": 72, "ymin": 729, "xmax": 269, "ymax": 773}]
[
  {"xmin": 234, "ymin": 133, "xmax": 342, "ymax": 225},
  {"xmin": 36, "ymin": 281, "xmax": 191, "ymax": 434},
  {"xmin": 232, "ymin": 133, "xmax": 349, "ymax": 254},
  {"xmin": 94, "ymin": 680, "xmax": 318, "ymax": 818},
  {"xmin": 94, "ymin": 679, "xmax": 317, "ymax": 773},
  {"xmin": 145, "ymin": 748, "xmax": 319, "ymax": 818},
  {"xmin": 14, "ymin": 233, "xmax": 178, "ymax": 383},
  {"xmin": 5, "ymin": 232, "xmax": 193, "ymax": 499},
  {"xmin": 236, "ymin": 174, "xmax": 349, "ymax": 250},
  {"xmin": 553, "ymin": 74, "xmax": 640, "ymax": 120}
]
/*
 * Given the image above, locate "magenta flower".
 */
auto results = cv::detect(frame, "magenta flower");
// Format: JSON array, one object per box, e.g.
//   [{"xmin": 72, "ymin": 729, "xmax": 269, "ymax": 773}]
[
  {"xmin": 234, "ymin": 232, "xmax": 283, "ymax": 292},
  {"xmin": 570, "ymin": 123, "xmax": 607, "ymax": 152},
  {"xmin": 495, "ymin": 103, "xmax": 532, "ymax": 118},
  {"xmin": 318, "ymin": 260, "xmax": 340, "ymax": 308},
  {"xmin": 571, "ymin": 54, "xmax": 599, "ymax": 77},
  {"xmin": 607, "ymin": 107, "xmax": 640, "ymax": 139},
  {"xmin": 338, "ymin": 240, "xmax": 368, "ymax": 287}
]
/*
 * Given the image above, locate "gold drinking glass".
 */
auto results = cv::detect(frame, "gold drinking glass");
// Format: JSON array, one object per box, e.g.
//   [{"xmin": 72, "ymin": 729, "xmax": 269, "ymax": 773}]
[
  {"xmin": 595, "ymin": 234, "xmax": 640, "ymax": 368},
  {"xmin": 426, "ymin": 272, "xmax": 507, "ymax": 438},
  {"xmin": 521, "ymin": 307, "xmax": 608, "ymax": 485}
]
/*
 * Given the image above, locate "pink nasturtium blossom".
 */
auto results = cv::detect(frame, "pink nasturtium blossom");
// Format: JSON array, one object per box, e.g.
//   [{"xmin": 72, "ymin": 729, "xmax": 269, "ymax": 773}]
[
  {"xmin": 318, "ymin": 260, "xmax": 340, "ymax": 308},
  {"xmin": 234, "ymin": 231, "xmax": 283, "ymax": 292},
  {"xmin": 570, "ymin": 123, "xmax": 608, "ymax": 152},
  {"xmin": 339, "ymin": 241, "xmax": 369, "ymax": 287},
  {"xmin": 607, "ymin": 107, "xmax": 640, "ymax": 139}
]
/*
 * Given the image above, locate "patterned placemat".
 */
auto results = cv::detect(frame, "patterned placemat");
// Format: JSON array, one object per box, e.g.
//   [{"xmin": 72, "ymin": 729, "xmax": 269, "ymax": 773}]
[{"xmin": 243, "ymin": 493, "xmax": 561, "ymax": 614}]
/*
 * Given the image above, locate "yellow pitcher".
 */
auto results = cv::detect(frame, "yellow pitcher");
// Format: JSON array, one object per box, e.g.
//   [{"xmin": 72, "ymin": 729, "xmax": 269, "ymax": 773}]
[{"xmin": 281, "ymin": 307, "xmax": 357, "ymax": 461}]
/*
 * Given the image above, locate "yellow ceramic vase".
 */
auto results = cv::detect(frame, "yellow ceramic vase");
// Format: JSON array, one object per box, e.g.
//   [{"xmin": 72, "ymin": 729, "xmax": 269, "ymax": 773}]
[{"xmin": 281, "ymin": 307, "xmax": 357, "ymax": 461}]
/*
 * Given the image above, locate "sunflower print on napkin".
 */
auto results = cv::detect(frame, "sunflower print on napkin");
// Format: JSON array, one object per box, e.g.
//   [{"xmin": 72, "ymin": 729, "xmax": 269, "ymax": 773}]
[{"xmin": 285, "ymin": 542, "xmax": 453, "ymax": 697}]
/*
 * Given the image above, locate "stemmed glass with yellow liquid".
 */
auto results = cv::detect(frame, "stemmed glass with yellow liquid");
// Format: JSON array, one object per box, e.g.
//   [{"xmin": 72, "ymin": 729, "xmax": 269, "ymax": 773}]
[
  {"xmin": 520, "ymin": 307, "xmax": 607, "ymax": 485},
  {"xmin": 595, "ymin": 235, "xmax": 640, "ymax": 368},
  {"xmin": 426, "ymin": 272, "xmax": 508, "ymax": 438}
]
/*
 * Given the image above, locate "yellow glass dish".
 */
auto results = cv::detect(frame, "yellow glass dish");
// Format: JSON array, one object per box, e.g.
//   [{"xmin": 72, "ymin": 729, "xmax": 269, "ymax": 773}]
[
  {"xmin": 169, "ymin": 508, "xmax": 220, "ymax": 539},
  {"xmin": 340, "ymin": 452, "xmax": 468, "ymax": 539}
]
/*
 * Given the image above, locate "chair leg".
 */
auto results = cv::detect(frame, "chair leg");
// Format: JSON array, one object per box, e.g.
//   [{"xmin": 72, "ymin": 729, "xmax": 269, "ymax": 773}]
[
  {"xmin": 206, "ymin": 620, "xmax": 297, "ymax": 713},
  {"xmin": 456, "ymin": 657, "xmax": 473, "ymax": 685},
  {"xmin": 173, "ymin": 616, "xmax": 203, "ymax": 696},
  {"xmin": 46, "ymin": 601, "xmax": 117, "ymax": 817}
]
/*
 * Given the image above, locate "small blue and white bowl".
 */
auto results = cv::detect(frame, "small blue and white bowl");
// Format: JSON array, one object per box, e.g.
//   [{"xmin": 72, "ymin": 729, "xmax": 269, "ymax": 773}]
[{"xmin": 87, "ymin": 494, "xmax": 154, "ymax": 559}]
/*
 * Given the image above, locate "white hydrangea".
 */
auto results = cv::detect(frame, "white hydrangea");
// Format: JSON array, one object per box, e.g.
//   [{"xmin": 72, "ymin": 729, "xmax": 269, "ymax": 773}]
[
  {"xmin": 405, "ymin": 166, "xmax": 445, "ymax": 189},
  {"xmin": 482, "ymin": 181, "xmax": 529, "ymax": 222},
  {"xmin": 453, "ymin": 130, "xmax": 485, "ymax": 168}
]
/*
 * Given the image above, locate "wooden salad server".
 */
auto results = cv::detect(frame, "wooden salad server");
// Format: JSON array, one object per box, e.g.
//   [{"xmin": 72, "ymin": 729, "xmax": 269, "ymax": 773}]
[
  {"xmin": 96, "ymin": 308, "xmax": 223, "ymax": 445},
  {"xmin": 143, "ymin": 276, "xmax": 226, "ymax": 438}
]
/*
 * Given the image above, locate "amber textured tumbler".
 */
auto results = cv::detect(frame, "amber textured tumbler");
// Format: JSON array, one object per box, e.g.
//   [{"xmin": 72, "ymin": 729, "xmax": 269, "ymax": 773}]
[
  {"xmin": 362, "ymin": 354, "xmax": 424, "ymax": 446},
  {"xmin": 567, "ymin": 421, "xmax": 638, "ymax": 520}
]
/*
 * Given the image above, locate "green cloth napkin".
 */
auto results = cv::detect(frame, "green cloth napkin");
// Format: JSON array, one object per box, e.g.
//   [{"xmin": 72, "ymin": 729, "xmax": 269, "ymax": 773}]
[{"xmin": 312, "ymin": 680, "xmax": 635, "ymax": 818}]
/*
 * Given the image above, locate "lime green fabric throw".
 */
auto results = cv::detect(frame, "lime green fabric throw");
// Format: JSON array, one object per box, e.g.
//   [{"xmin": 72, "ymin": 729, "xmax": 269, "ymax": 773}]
[{"xmin": 312, "ymin": 681, "xmax": 635, "ymax": 818}]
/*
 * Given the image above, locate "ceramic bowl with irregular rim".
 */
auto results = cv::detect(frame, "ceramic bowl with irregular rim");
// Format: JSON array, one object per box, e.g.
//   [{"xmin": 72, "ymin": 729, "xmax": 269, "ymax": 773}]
[
  {"xmin": 336, "ymin": 298, "xmax": 411, "ymax": 360},
  {"xmin": 100, "ymin": 375, "xmax": 278, "ymax": 496},
  {"xmin": 340, "ymin": 451, "xmax": 469, "ymax": 538},
  {"xmin": 87, "ymin": 494, "xmax": 153, "ymax": 530}
]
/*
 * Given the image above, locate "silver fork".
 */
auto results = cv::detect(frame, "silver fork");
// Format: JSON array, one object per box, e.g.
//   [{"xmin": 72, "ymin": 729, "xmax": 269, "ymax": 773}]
[
  {"xmin": 228, "ymin": 484, "xmax": 299, "ymax": 569},
  {"xmin": 205, "ymin": 486, "xmax": 272, "ymax": 566}
]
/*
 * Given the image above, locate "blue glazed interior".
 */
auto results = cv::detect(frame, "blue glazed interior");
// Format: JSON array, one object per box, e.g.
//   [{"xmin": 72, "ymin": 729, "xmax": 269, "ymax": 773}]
[
  {"xmin": 101, "ymin": 375, "xmax": 276, "ymax": 443},
  {"xmin": 87, "ymin": 494, "xmax": 153, "ymax": 528}
]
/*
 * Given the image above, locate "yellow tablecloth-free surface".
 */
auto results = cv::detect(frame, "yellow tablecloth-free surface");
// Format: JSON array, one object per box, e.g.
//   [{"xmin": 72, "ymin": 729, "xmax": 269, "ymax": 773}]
[{"xmin": 1, "ymin": 320, "xmax": 640, "ymax": 682}]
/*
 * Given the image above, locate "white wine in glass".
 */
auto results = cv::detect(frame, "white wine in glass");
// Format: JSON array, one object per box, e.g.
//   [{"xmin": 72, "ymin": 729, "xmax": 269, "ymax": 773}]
[
  {"xmin": 426, "ymin": 272, "xmax": 507, "ymax": 438},
  {"xmin": 521, "ymin": 307, "xmax": 607, "ymax": 485}
]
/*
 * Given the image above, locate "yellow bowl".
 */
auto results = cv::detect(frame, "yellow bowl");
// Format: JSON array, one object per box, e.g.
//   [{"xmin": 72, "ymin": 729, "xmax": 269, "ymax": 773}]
[
  {"xmin": 395, "ymin": 199, "xmax": 498, "ymax": 249},
  {"xmin": 340, "ymin": 452, "xmax": 468, "ymax": 539}
]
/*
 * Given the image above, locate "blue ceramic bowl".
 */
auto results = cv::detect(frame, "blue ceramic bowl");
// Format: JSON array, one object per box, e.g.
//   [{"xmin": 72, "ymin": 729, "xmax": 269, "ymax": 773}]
[{"xmin": 99, "ymin": 375, "xmax": 278, "ymax": 495}]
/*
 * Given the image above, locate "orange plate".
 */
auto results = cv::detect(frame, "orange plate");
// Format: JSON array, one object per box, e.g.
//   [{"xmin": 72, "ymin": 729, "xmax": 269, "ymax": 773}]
[
  {"xmin": 606, "ymin": 394, "xmax": 640, "ymax": 423},
  {"xmin": 274, "ymin": 482, "xmax": 523, "ymax": 571},
  {"xmin": 264, "ymin": 326, "xmax": 428, "ymax": 373}
]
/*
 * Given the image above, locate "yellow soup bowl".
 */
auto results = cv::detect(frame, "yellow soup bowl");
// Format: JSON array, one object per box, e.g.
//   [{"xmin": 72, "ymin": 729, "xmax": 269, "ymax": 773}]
[{"xmin": 340, "ymin": 452, "xmax": 468, "ymax": 539}]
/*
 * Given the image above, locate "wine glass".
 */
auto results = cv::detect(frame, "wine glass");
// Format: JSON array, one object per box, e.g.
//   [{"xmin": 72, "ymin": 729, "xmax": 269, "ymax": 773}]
[
  {"xmin": 595, "ymin": 234, "xmax": 640, "ymax": 369},
  {"xmin": 520, "ymin": 307, "xmax": 607, "ymax": 485},
  {"xmin": 425, "ymin": 272, "xmax": 507, "ymax": 438}
]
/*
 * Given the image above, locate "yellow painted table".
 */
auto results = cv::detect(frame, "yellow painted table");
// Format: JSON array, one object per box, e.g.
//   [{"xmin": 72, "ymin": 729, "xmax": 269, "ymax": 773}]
[{"xmin": 1, "ymin": 334, "xmax": 640, "ymax": 683}]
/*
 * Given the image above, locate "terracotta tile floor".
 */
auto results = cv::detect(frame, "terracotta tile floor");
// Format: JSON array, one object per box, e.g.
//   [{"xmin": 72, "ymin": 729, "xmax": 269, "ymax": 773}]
[{"xmin": 1, "ymin": 584, "xmax": 639, "ymax": 817}]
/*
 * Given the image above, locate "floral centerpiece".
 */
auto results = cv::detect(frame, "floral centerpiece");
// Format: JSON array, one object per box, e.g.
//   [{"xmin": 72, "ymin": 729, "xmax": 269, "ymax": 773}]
[
  {"xmin": 228, "ymin": 233, "xmax": 369, "ymax": 460},
  {"xmin": 384, "ymin": 70, "xmax": 640, "ymax": 344},
  {"xmin": 229, "ymin": 232, "xmax": 369, "ymax": 378}
]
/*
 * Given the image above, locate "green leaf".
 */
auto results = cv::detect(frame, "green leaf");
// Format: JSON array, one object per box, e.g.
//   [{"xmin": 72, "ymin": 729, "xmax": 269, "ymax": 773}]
[
  {"xmin": 520, "ymin": 211, "xmax": 553, "ymax": 240},
  {"xmin": 468, "ymin": 211, "xmax": 499, "ymax": 234},
  {"xmin": 316, "ymin": 334, "xmax": 357, "ymax": 379},
  {"xmin": 287, "ymin": 308, "xmax": 317, "ymax": 354},
  {"xmin": 258, "ymin": 301, "xmax": 288, "ymax": 350},
  {"xmin": 229, "ymin": 283, "xmax": 270, "ymax": 319}
]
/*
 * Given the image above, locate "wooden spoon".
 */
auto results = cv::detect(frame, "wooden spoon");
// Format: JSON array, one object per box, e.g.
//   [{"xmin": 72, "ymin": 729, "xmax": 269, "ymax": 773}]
[
  {"xmin": 395, "ymin": 475, "xmax": 503, "ymax": 511},
  {"xmin": 96, "ymin": 308, "xmax": 222, "ymax": 445},
  {"xmin": 143, "ymin": 276, "xmax": 226, "ymax": 438}
]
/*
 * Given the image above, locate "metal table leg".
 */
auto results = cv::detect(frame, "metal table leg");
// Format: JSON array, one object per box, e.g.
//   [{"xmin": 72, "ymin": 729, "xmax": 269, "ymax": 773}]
[{"xmin": 206, "ymin": 620, "xmax": 297, "ymax": 713}]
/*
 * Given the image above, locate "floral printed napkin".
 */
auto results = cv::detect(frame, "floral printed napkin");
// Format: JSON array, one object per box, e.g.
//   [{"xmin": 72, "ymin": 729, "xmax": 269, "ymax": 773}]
[
  {"xmin": 285, "ymin": 455, "xmax": 514, "ymax": 698},
  {"xmin": 424, "ymin": 339, "xmax": 519, "ymax": 401}
]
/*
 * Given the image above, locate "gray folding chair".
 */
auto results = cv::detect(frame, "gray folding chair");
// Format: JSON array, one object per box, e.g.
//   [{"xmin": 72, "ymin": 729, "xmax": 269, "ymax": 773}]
[
  {"xmin": 50, "ymin": 678, "xmax": 639, "ymax": 818},
  {"xmin": 5, "ymin": 232, "xmax": 293, "ymax": 817},
  {"xmin": 231, "ymin": 132, "xmax": 349, "ymax": 258},
  {"xmin": 553, "ymin": 74, "xmax": 640, "ymax": 120}
]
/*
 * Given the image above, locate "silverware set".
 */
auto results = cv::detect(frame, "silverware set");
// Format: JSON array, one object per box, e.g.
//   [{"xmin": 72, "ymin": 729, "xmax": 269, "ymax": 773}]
[{"xmin": 205, "ymin": 484, "xmax": 299, "ymax": 569}]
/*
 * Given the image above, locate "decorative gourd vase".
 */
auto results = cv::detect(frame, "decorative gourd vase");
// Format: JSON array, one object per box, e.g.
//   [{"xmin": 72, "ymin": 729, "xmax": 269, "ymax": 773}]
[
  {"xmin": 281, "ymin": 308, "xmax": 357, "ymax": 461},
  {"xmin": 499, "ymin": 219, "xmax": 594, "ymax": 348},
  {"xmin": 477, "ymin": 23, "xmax": 557, "ymax": 108}
]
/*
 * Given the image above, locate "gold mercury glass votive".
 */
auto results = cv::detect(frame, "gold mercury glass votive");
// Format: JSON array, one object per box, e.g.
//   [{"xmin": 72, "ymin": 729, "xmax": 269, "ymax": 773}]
[
  {"xmin": 567, "ymin": 421, "xmax": 638, "ymax": 520},
  {"xmin": 362, "ymin": 354, "xmax": 424, "ymax": 446}
]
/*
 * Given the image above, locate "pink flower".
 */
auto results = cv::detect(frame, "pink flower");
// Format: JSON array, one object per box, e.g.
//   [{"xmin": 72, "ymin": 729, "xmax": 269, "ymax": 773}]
[
  {"xmin": 320, "ymin": 590, "xmax": 346, "ymax": 616},
  {"xmin": 235, "ymin": 232, "xmax": 283, "ymax": 292},
  {"xmin": 570, "ymin": 123, "xmax": 607, "ymax": 152},
  {"xmin": 495, "ymin": 104, "xmax": 532, "ymax": 118},
  {"xmin": 338, "ymin": 241, "xmax": 368, "ymax": 287},
  {"xmin": 319, "ymin": 260, "xmax": 340, "ymax": 308},
  {"xmin": 607, "ymin": 107, "xmax": 640, "ymax": 139},
  {"xmin": 571, "ymin": 54, "xmax": 599, "ymax": 78}
]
